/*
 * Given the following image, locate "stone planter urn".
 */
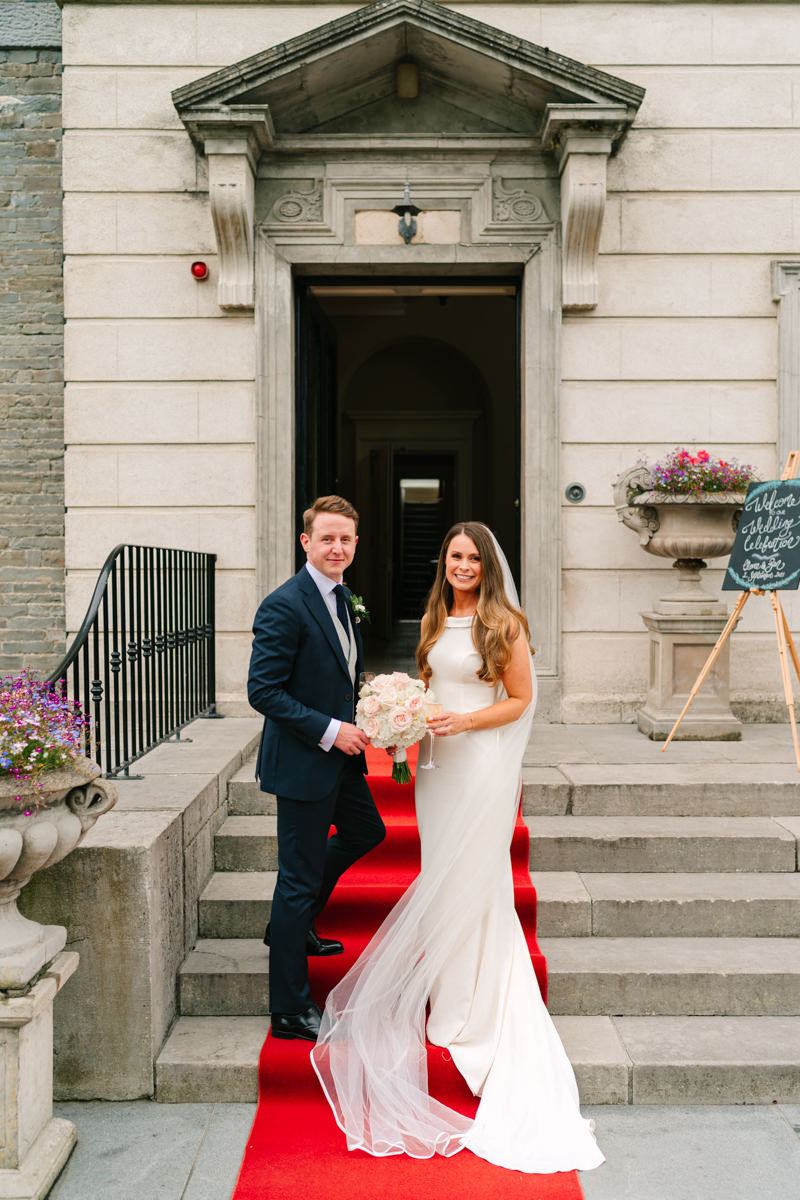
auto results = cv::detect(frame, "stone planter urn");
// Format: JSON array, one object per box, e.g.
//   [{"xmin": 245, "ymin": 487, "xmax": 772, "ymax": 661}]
[
  {"xmin": 614, "ymin": 465, "xmax": 746, "ymax": 740},
  {"xmin": 0, "ymin": 758, "xmax": 117, "ymax": 1198}
]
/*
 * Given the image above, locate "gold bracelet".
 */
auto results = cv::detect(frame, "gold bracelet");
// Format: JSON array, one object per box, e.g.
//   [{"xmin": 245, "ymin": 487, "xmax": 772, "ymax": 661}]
[{"xmin": 469, "ymin": 713, "xmax": 475, "ymax": 729}]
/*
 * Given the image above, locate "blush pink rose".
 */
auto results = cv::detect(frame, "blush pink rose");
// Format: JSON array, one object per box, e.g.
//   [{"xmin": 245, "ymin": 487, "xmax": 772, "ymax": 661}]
[
  {"xmin": 377, "ymin": 683, "xmax": 398, "ymax": 706},
  {"xmin": 361, "ymin": 716, "xmax": 381, "ymax": 740},
  {"xmin": 389, "ymin": 707, "xmax": 412, "ymax": 733},
  {"xmin": 406, "ymin": 694, "xmax": 425, "ymax": 713},
  {"xmin": 361, "ymin": 695, "xmax": 381, "ymax": 717}
]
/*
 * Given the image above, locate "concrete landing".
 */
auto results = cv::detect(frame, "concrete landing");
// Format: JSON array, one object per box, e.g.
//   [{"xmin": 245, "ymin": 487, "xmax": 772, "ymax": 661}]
[{"xmin": 46, "ymin": 1100, "xmax": 800, "ymax": 1200}]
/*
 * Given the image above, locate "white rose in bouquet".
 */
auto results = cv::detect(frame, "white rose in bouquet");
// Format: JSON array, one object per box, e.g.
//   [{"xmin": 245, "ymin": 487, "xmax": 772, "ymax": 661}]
[{"xmin": 356, "ymin": 672, "xmax": 433, "ymax": 784}]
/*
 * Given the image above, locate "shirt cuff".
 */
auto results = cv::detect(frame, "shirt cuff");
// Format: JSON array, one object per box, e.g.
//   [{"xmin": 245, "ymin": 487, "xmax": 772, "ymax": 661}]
[{"xmin": 319, "ymin": 718, "xmax": 341, "ymax": 752}]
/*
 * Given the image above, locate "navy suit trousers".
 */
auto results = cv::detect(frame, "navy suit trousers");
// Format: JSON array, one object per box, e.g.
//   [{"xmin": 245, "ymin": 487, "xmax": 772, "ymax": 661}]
[{"xmin": 269, "ymin": 762, "xmax": 385, "ymax": 1014}]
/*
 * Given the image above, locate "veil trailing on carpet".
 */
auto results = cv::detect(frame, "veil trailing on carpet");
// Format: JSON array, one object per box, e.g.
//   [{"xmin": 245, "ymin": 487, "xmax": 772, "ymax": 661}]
[{"xmin": 310, "ymin": 528, "xmax": 602, "ymax": 1173}]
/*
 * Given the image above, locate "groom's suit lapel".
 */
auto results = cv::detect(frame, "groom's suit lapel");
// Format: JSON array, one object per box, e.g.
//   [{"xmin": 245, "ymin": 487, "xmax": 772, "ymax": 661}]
[{"xmin": 297, "ymin": 567, "xmax": 351, "ymax": 679}]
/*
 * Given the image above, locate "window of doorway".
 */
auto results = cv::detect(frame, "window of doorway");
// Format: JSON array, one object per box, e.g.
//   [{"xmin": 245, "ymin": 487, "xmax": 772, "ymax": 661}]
[{"xmin": 294, "ymin": 278, "xmax": 520, "ymax": 671}]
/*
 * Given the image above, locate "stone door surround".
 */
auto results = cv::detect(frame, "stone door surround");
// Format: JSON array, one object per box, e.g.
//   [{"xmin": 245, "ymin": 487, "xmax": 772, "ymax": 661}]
[{"xmin": 171, "ymin": 0, "xmax": 644, "ymax": 716}]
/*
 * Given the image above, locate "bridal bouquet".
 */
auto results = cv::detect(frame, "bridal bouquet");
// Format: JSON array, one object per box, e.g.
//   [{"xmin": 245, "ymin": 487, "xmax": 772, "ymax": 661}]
[{"xmin": 356, "ymin": 672, "xmax": 433, "ymax": 784}]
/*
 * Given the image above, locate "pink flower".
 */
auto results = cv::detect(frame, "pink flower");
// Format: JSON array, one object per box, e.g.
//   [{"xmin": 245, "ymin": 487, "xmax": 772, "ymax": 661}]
[
  {"xmin": 406, "ymin": 694, "xmax": 425, "ymax": 713},
  {"xmin": 361, "ymin": 695, "xmax": 381, "ymax": 717},
  {"xmin": 361, "ymin": 716, "xmax": 381, "ymax": 740},
  {"xmin": 389, "ymin": 707, "xmax": 412, "ymax": 733},
  {"xmin": 377, "ymin": 683, "xmax": 398, "ymax": 707}
]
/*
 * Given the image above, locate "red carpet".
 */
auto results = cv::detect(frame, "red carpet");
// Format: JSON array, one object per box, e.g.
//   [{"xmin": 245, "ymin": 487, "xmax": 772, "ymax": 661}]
[{"xmin": 231, "ymin": 747, "xmax": 584, "ymax": 1200}]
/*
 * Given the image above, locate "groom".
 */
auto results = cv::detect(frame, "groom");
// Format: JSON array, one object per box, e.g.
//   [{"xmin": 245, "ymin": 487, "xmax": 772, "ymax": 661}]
[{"xmin": 247, "ymin": 495, "xmax": 385, "ymax": 1042}]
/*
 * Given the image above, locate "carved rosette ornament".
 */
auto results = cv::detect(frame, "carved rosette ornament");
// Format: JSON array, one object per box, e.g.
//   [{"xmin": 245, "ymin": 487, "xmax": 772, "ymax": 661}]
[
  {"xmin": 0, "ymin": 757, "xmax": 117, "ymax": 988},
  {"xmin": 492, "ymin": 180, "xmax": 544, "ymax": 224},
  {"xmin": 271, "ymin": 182, "xmax": 323, "ymax": 223}
]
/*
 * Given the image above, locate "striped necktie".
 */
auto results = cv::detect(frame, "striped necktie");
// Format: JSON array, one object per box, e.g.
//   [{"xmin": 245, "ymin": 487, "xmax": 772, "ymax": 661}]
[{"xmin": 333, "ymin": 584, "xmax": 351, "ymax": 645}]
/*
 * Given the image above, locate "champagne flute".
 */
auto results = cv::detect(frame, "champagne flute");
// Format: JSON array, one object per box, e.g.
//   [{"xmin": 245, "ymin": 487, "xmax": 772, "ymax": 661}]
[{"xmin": 419, "ymin": 702, "xmax": 442, "ymax": 770}]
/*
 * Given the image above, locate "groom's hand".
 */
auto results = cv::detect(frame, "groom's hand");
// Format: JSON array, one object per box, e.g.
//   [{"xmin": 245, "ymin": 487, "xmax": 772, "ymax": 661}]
[{"xmin": 334, "ymin": 722, "xmax": 370, "ymax": 755}]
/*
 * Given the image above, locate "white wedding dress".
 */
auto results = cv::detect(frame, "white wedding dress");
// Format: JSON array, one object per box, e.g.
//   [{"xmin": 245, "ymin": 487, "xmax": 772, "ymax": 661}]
[{"xmin": 311, "ymin": 616, "xmax": 603, "ymax": 1173}]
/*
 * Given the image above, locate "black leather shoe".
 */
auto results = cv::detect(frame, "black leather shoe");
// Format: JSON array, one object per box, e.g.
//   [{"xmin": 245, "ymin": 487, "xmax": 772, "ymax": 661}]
[
  {"xmin": 306, "ymin": 925, "xmax": 344, "ymax": 957},
  {"xmin": 271, "ymin": 1003, "xmax": 322, "ymax": 1042},
  {"xmin": 263, "ymin": 922, "xmax": 344, "ymax": 957}
]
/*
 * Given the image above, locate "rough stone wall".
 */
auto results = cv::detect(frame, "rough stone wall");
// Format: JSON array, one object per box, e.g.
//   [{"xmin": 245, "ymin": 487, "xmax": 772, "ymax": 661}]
[{"xmin": 0, "ymin": 29, "xmax": 65, "ymax": 676}]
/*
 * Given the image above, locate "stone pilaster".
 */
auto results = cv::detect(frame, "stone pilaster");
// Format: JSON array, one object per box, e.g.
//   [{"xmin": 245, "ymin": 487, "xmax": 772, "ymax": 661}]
[{"xmin": 772, "ymin": 261, "xmax": 800, "ymax": 469}]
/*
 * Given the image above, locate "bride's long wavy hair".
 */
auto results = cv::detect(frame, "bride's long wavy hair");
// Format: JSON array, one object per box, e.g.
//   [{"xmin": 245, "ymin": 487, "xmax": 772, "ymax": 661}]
[{"xmin": 416, "ymin": 522, "xmax": 534, "ymax": 687}]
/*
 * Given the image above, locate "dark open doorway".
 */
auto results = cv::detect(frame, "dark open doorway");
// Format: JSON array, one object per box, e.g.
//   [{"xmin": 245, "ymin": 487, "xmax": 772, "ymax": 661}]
[{"xmin": 295, "ymin": 278, "xmax": 520, "ymax": 671}]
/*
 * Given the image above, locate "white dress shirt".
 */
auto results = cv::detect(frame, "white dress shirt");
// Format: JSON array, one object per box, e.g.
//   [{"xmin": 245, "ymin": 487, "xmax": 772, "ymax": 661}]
[{"xmin": 304, "ymin": 560, "xmax": 351, "ymax": 752}]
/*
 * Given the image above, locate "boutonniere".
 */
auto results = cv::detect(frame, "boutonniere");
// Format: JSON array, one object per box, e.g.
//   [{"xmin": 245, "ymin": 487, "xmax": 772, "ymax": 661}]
[{"xmin": 347, "ymin": 591, "xmax": 370, "ymax": 624}]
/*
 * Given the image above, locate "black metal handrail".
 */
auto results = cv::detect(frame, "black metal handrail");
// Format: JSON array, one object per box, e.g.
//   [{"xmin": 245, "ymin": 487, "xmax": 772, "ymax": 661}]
[{"xmin": 48, "ymin": 545, "xmax": 217, "ymax": 777}]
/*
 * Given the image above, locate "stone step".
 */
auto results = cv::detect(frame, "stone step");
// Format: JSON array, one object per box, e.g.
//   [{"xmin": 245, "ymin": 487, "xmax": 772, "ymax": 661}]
[
  {"xmin": 155, "ymin": 1015, "xmax": 265, "ymax": 1103},
  {"xmin": 215, "ymin": 813, "xmax": 800, "ymax": 881},
  {"xmin": 573, "ymin": 872, "xmax": 800, "ymax": 937},
  {"xmin": 228, "ymin": 759, "xmax": 800, "ymax": 823},
  {"xmin": 203, "ymin": 865, "xmax": 800, "ymax": 941},
  {"xmin": 227, "ymin": 758, "xmax": 276, "ymax": 815},
  {"xmin": 155, "ymin": 1014, "xmax": 800, "ymax": 1105},
  {"xmin": 178, "ymin": 936, "xmax": 800, "ymax": 1019},
  {"xmin": 199, "ymin": 870, "xmax": 277, "ymax": 938},
  {"xmin": 215, "ymin": 816, "xmax": 278, "ymax": 872},
  {"xmin": 179, "ymin": 938, "xmax": 269, "ymax": 1017},
  {"xmin": 527, "ymin": 816, "xmax": 798, "ymax": 873},
  {"xmin": 199, "ymin": 869, "xmax": 581, "ymax": 940},
  {"xmin": 541, "ymin": 937, "xmax": 800, "ymax": 1016},
  {"xmin": 521, "ymin": 764, "xmax": 800, "ymax": 817}
]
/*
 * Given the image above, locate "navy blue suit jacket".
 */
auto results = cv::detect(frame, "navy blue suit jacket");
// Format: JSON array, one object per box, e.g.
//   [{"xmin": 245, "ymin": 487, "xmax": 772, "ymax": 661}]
[{"xmin": 247, "ymin": 566, "xmax": 366, "ymax": 802}]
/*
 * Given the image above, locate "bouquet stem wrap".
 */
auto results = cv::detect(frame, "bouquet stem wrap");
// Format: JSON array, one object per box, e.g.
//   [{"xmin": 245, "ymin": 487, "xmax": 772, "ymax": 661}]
[{"xmin": 391, "ymin": 748, "xmax": 411, "ymax": 785}]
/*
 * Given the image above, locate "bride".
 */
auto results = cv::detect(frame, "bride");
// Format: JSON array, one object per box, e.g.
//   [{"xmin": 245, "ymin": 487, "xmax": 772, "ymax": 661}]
[{"xmin": 311, "ymin": 522, "xmax": 603, "ymax": 1174}]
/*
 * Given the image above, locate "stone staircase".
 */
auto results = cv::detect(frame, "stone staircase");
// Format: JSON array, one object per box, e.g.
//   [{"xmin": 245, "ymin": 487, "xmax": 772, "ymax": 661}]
[{"xmin": 155, "ymin": 727, "xmax": 800, "ymax": 1105}]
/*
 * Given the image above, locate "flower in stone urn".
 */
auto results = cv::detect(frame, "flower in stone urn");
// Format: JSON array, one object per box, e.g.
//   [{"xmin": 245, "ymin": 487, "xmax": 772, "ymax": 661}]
[
  {"xmin": 0, "ymin": 672, "xmax": 117, "ymax": 987},
  {"xmin": 613, "ymin": 448, "xmax": 758, "ymax": 568}
]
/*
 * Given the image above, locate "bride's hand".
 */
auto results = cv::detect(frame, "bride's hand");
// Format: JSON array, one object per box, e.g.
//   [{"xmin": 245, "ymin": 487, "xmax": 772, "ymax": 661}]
[{"xmin": 426, "ymin": 711, "xmax": 472, "ymax": 737}]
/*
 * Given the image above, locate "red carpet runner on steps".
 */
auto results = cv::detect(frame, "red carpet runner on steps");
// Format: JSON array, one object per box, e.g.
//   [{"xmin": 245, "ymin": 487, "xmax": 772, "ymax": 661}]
[{"xmin": 231, "ymin": 746, "xmax": 584, "ymax": 1200}]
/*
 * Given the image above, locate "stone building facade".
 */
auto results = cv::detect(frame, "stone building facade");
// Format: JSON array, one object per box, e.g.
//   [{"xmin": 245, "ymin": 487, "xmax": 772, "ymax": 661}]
[
  {"xmin": 10, "ymin": 0, "xmax": 800, "ymax": 721},
  {"xmin": 0, "ymin": 0, "xmax": 65, "ymax": 676}
]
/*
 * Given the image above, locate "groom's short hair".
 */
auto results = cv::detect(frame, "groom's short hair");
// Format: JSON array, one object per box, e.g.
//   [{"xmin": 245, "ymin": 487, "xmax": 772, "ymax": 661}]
[{"xmin": 304, "ymin": 495, "xmax": 360, "ymax": 535}]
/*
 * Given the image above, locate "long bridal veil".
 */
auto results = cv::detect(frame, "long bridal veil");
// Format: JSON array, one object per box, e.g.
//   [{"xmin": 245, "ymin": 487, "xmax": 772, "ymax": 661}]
[{"xmin": 310, "ymin": 527, "xmax": 602, "ymax": 1173}]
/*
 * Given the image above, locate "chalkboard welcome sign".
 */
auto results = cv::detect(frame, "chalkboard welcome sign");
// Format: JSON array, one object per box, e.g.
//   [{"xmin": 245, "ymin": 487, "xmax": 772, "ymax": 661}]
[{"xmin": 723, "ymin": 479, "xmax": 800, "ymax": 591}]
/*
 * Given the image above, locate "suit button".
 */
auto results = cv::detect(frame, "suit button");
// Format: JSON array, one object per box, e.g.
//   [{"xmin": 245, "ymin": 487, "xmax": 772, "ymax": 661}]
[{"xmin": 345, "ymin": 693, "xmax": 352, "ymax": 701}]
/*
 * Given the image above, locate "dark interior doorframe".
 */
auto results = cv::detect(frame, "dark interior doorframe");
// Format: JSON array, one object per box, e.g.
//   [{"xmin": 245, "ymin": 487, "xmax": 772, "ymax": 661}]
[{"xmin": 293, "ymin": 270, "xmax": 523, "ymax": 583}]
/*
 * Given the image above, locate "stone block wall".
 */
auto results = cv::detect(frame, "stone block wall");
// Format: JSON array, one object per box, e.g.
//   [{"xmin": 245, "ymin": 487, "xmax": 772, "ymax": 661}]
[
  {"xmin": 58, "ymin": 1, "xmax": 800, "ymax": 718},
  {"xmin": 0, "ymin": 2, "xmax": 65, "ymax": 678}
]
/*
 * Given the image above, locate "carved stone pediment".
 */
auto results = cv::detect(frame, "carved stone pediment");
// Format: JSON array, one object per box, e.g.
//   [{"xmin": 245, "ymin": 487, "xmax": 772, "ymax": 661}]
[{"xmin": 173, "ymin": 0, "xmax": 644, "ymax": 310}]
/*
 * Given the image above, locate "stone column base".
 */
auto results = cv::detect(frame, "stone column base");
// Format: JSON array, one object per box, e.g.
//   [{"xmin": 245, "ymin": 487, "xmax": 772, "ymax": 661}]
[
  {"xmin": 0, "ymin": 952, "xmax": 79, "ymax": 1198},
  {"xmin": 0, "ymin": 1119, "xmax": 76, "ymax": 1200},
  {"xmin": 638, "ymin": 609, "xmax": 743, "ymax": 741}
]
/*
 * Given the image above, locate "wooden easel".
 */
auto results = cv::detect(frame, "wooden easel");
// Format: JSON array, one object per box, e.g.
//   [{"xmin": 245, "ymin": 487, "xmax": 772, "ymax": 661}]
[{"xmin": 663, "ymin": 452, "xmax": 800, "ymax": 770}]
